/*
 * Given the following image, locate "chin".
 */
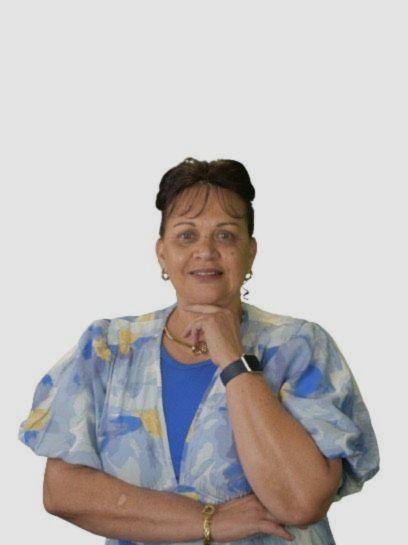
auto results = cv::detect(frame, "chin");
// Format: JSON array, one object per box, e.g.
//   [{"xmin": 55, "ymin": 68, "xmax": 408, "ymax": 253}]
[
  {"xmin": 183, "ymin": 292, "xmax": 230, "ymax": 307},
  {"xmin": 191, "ymin": 296, "xmax": 221, "ymax": 305}
]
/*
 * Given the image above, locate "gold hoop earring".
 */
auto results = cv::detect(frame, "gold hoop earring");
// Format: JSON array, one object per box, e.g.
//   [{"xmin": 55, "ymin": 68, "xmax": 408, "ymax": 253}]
[
  {"xmin": 244, "ymin": 270, "xmax": 253, "ymax": 282},
  {"xmin": 161, "ymin": 269, "xmax": 170, "ymax": 281}
]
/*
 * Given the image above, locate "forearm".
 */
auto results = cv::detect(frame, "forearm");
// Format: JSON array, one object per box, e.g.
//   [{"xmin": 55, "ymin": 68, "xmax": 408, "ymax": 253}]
[
  {"xmin": 225, "ymin": 372, "xmax": 334, "ymax": 524},
  {"xmin": 45, "ymin": 464, "xmax": 204, "ymax": 542}
]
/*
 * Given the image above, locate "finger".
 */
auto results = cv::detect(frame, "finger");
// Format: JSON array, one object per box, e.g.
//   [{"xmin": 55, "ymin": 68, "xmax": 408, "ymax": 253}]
[
  {"xmin": 192, "ymin": 325, "xmax": 199, "ymax": 346},
  {"xmin": 182, "ymin": 320, "xmax": 201, "ymax": 338},
  {"xmin": 182, "ymin": 316, "xmax": 206, "ymax": 338},
  {"xmin": 184, "ymin": 323, "xmax": 200, "ymax": 346}
]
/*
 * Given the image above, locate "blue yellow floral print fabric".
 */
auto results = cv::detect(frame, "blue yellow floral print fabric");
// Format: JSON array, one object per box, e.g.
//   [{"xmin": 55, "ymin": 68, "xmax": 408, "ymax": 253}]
[{"xmin": 18, "ymin": 302, "xmax": 380, "ymax": 545}]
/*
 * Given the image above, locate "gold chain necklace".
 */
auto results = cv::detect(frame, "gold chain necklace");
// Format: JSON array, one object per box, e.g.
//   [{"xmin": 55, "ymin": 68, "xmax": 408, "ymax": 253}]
[
  {"xmin": 163, "ymin": 309, "xmax": 244, "ymax": 355},
  {"xmin": 163, "ymin": 325, "xmax": 209, "ymax": 354}
]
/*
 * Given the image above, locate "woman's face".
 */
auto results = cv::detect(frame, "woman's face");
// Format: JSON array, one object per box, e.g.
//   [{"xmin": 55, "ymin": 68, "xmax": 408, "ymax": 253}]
[{"xmin": 156, "ymin": 185, "xmax": 257, "ymax": 310}]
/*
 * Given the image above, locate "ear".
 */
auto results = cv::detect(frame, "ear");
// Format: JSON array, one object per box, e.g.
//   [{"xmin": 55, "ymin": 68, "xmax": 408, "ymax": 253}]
[
  {"xmin": 155, "ymin": 238, "xmax": 166, "ymax": 269},
  {"xmin": 249, "ymin": 237, "xmax": 257, "ymax": 268}
]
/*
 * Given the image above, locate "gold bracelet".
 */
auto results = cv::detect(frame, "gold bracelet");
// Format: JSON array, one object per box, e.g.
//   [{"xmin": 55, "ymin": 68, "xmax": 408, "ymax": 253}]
[{"xmin": 201, "ymin": 503, "xmax": 216, "ymax": 545}]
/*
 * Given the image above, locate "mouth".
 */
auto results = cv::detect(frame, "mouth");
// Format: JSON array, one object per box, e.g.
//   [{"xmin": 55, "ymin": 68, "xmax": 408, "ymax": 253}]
[{"xmin": 189, "ymin": 269, "xmax": 223, "ymax": 276}]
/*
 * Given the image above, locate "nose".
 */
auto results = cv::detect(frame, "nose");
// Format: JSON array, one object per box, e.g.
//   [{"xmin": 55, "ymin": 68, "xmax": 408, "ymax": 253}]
[{"xmin": 192, "ymin": 235, "xmax": 220, "ymax": 259}]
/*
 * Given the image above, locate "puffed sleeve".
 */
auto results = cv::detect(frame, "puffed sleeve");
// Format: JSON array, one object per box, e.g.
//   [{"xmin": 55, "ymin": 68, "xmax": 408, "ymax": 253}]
[
  {"xmin": 275, "ymin": 320, "xmax": 380, "ymax": 501},
  {"xmin": 18, "ymin": 319, "xmax": 113, "ymax": 470}
]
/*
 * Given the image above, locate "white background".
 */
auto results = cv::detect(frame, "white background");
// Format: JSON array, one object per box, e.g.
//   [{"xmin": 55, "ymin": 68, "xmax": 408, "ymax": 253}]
[{"xmin": 2, "ymin": 1, "xmax": 406, "ymax": 543}]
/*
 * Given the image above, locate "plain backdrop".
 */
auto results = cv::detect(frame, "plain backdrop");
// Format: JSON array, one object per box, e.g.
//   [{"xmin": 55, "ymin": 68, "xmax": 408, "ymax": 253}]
[{"xmin": 1, "ymin": 1, "xmax": 406, "ymax": 544}]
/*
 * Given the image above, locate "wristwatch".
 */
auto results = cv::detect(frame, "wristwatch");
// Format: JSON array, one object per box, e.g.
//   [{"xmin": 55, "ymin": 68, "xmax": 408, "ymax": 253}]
[{"xmin": 220, "ymin": 354, "xmax": 264, "ymax": 386}]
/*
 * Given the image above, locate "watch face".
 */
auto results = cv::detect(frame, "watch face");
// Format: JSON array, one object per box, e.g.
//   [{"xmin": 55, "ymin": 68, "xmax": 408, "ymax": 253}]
[{"xmin": 244, "ymin": 354, "xmax": 263, "ymax": 371}]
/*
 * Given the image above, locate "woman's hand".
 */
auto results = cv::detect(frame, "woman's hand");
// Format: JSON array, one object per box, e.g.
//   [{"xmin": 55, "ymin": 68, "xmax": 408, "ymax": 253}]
[
  {"xmin": 210, "ymin": 493, "xmax": 295, "ymax": 542},
  {"xmin": 181, "ymin": 304, "xmax": 244, "ymax": 368}
]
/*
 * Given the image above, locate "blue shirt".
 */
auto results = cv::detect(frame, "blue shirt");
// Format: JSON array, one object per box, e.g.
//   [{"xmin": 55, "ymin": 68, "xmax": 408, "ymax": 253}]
[
  {"xmin": 160, "ymin": 343, "xmax": 217, "ymax": 482},
  {"xmin": 18, "ymin": 301, "xmax": 380, "ymax": 545}
]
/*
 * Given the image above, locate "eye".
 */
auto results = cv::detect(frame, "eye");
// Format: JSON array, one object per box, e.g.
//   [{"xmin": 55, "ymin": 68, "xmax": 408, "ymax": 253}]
[
  {"xmin": 217, "ymin": 230, "xmax": 235, "ymax": 241},
  {"xmin": 177, "ymin": 231, "xmax": 196, "ymax": 241}
]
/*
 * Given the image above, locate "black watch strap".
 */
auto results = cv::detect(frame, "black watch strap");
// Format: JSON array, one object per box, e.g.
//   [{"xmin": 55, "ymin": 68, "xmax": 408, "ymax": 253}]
[{"xmin": 220, "ymin": 354, "xmax": 263, "ymax": 387}]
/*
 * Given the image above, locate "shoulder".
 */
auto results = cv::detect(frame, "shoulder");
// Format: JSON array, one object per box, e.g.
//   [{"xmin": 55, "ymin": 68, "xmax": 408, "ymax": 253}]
[
  {"xmin": 244, "ymin": 302, "xmax": 309, "ymax": 344},
  {"xmin": 244, "ymin": 303, "xmax": 340, "ymax": 365},
  {"xmin": 76, "ymin": 318, "xmax": 114, "ymax": 364},
  {"xmin": 246, "ymin": 306, "xmax": 353, "ymax": 395},
  {"xmin": 244, "ymin": 302, "xmax": 306, "ymax": 327},
  {"xmin": 245, "ymin": 302, "xmax": 333, "ymax": 340},
  {"xmin": 87, "ymin": 304, "xmax": 173, "ymax": 358}
]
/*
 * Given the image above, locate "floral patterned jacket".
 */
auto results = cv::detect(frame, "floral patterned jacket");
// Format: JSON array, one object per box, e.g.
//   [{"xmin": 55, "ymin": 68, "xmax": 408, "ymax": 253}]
[{"xmin": 18, "ymin": 301, "xmax": 380, "ymax": 545}]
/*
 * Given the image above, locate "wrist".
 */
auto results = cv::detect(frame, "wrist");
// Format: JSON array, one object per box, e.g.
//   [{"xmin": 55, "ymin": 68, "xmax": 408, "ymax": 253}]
[
  {"xmin": 219, "ymin": 352, "xmax": 244, "ymax": 370},
  {"xmin": 201, "ymin": 503, "xmax": 217, "ymax": 544},
  {"xmin": 220, "ymin": 354, "xmax": 264, "ymax": 387},
  {"xmin": 208, "ymin": 506, "xmax": 222, "ymax": 543}
]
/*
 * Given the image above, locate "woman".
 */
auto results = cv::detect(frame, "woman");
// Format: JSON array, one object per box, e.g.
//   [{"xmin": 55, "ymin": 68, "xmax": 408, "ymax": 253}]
[{"xmin": 18, "ymin": 157, "xmax": 380, "ymax": 545}]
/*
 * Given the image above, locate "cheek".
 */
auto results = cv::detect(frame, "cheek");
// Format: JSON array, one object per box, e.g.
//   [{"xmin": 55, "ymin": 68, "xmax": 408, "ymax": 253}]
[
  {"xmin": 223, "ymin": 252, "xmax": 248, "ymax": 280},
  {"xmin": 168, "ymin": 253, "xmax": 188, "ymax": 272},
  {"xmin": 225, "ymin": 249, "xmax": 248, "ymax": 265},
  {"xmin": 225, "ymin": 248, "xmax": 240, "ymax": 258}
]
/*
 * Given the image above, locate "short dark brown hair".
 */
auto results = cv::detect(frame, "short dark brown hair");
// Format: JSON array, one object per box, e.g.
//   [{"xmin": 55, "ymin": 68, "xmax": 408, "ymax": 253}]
[{"xmin": 155, "ymin": 157, "xmax": 255, "ymax": 238}]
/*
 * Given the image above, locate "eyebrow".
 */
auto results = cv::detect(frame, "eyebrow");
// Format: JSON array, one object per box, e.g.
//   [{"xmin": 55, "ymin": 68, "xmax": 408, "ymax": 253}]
[{"xmin": 172, "ymin": 221, "xmax": 241, "ymax": 228}]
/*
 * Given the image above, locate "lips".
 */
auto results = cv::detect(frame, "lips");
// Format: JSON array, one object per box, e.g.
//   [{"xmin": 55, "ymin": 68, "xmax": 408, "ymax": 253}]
[{"xmin": 189, "ymin": 269, "xmax": 223, "ymax": 275}]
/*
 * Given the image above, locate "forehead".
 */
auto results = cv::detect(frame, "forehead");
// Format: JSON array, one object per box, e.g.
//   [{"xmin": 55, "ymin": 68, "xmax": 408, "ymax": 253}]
[{"xmin": 168, "ymin": 184, "xmax": 246, "ymax": 223}]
